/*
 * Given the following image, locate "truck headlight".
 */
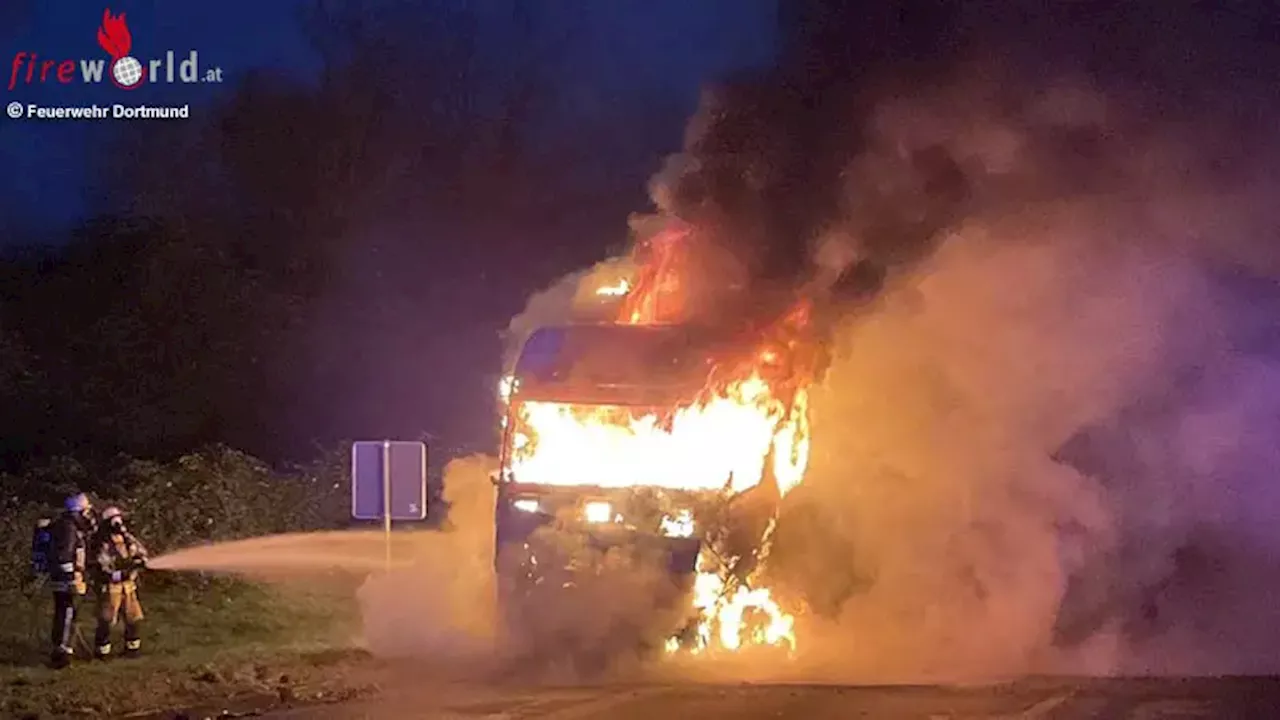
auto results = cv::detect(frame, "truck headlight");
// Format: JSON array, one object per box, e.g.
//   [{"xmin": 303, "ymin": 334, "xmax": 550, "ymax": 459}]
[
  {"xmin": 513, "ymin": 498, "xmax": 540, "ymax": 513},
  {"xmin": 660, "ymin": 509, "xmax": 695, "ymax": 538},
  {"xmin": 583, "ymin": 500, "xmax": 612, "ymax": 524}
]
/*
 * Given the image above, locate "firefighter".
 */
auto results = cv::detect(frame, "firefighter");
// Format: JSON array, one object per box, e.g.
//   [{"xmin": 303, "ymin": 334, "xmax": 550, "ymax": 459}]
[
  {"xmin": 91, "ymin": 506, "xmax": 149, "ymax": 659},
  {"xmin": 48, "ymin": 492, "xmax": 97, "ymax": 668}
]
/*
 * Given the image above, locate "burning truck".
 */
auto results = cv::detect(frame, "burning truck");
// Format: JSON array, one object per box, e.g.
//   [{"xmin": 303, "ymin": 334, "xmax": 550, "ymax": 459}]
[
  {"xmin": 484, "ymin": 72, "xmax": 981, "ymax": 667},
  {"xmin": 491, "ymin": 224, "xmax": 822, "ymax": 665}
]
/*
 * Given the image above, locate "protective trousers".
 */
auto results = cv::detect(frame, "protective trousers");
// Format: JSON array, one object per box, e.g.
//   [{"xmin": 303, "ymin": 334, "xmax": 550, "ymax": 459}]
[
  {"xmin": 94, "ymin": 582, "xmax": 144, "ymax": 657},
  {"xmin": 50, "ymin": 590, "xmax": 81, "ymax": 659}
]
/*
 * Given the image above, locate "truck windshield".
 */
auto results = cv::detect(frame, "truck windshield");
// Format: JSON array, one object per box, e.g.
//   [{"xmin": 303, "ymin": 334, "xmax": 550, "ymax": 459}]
[
  {"xmin": 504, "ymin": 400, "xmax": 737, "ymax": 491},
  {"xmin": 513, "ymin": 324, "xmax": 714, "ymax": 396}
]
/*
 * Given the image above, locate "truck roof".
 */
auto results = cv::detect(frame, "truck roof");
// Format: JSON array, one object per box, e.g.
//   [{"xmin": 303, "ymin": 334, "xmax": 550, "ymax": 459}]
[{"xmin": 510, "ymin": 323, "xmax": 717, "ymax": 405}]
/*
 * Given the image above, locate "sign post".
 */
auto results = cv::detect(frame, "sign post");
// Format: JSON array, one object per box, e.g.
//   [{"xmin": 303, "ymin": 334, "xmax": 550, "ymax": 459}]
[
  {"xmin": 381, "ymin": 441, "xmax": 391, "ymax": 571},
  {"xmin": 351, "ymin": 440, "xmax": 428, "ymax": 573}
]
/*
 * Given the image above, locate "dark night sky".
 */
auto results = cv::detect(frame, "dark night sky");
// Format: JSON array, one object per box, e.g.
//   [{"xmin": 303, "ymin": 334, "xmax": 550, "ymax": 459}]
[
  {"xmin": 0, "ymin": 0, "xmax": 785, "ymax": 465},
  {"xmin": 1, "ymin": 1, "xmax": 312, "ymax": 236},
  {"xmin": 0, "ymin": 0, "xmax": 777, "ymax": 241}
]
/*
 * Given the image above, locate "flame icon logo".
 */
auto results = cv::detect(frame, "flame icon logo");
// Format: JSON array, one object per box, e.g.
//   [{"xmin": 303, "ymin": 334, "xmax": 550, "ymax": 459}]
[{"xmin": 97, "ymin": 9, "xmax": 143, "ymax": 90}]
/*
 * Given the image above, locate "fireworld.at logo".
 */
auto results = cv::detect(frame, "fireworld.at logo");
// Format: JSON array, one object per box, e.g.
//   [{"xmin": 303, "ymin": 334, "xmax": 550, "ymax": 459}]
[{"xmin": 8, "ymin": 9, "xmax": 224, "ymax": 92}]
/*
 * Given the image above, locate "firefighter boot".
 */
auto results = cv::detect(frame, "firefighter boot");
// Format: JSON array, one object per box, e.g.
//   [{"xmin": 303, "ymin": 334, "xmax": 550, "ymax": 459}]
[
  {"xmin": 49, "ymin": 647, "xmax": 73, "ymax": 669},
  {"xmin": 123, "ymin": 621, "xmax": 142, "ymax": 658},
  {"xmin": 93, "ymin": 611, "xmax": 114, "ymax": 660}
]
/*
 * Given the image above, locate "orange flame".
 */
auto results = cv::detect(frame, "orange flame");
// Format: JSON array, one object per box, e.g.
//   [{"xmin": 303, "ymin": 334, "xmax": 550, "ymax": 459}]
[{"xmin": 618, "ymin": 225, "xmax": 690, "ymax": 324}]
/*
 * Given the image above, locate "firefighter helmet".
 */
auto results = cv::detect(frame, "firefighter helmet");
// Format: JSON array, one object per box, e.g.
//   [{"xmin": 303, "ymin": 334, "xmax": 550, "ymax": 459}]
[
  {"xmin": 101, "ymin": 506, "xmax": 123, "ymax": 523},
  {"xmin": 65, "ymin": 493, "xmax": 91, "ymax": 513}
]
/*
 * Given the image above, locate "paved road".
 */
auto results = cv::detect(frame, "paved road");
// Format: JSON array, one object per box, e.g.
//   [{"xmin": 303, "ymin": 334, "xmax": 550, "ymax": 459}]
[{"xmin": 261, "ymin": 677, "xmax": 1280, "ymax": 719}]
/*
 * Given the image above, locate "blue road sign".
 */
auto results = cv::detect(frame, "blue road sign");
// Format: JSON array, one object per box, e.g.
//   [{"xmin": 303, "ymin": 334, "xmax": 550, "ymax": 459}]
[{"xmin": 351, "ymin": 440, "xmax": 428, "ymax": 521}]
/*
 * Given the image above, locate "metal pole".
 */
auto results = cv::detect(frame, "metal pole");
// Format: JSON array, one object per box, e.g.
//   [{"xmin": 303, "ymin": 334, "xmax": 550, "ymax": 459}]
[{"xmin": 382, "ymin": 439, "xmax": 391, "ymax": 573}]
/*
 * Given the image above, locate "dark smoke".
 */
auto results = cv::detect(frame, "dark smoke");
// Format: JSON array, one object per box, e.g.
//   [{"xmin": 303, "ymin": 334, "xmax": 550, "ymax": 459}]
[
  {"xmin": 640, "ymin": 3, "xmax": 1280, "ymax": 340},
  {"xmin": 650, "ymin": 75, "xmax": 970, "ymax": 307}
]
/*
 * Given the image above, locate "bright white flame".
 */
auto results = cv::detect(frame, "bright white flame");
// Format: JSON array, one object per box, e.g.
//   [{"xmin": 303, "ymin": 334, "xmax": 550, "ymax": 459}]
[
  {"xmin": 660, "ymin": 509, "xmax": 695, "ymax": 538},
  {"xmin": 513, "ymin": 377, "xmax": 798, "ymax": 494},
  {"xmin": 679, "ymin": 560, "xmax": 796, "ymax": 654},
  {"xmin": 498, "ymin": 374, "xmax": 518, "ymax": 404},
  {"xmin": 595, "ymin": 279, "xmax": 631, "ymax": 297},
  {"xmin": 583, "ymin": 500, "xmax": 612, "ymax": 523},
  {"xmin": 512, "ymin": 499, "xmax": 539, "ymax": 513}
]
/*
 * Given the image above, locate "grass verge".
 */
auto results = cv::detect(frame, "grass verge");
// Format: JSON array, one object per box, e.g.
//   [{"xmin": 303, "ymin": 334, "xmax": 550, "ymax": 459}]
[{"xmin": 0, "ymin": 571, "xmax": 383, "ymax": 718}]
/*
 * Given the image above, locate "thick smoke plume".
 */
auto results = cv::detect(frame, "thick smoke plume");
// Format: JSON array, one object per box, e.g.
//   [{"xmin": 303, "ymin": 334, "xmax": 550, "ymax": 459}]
[
  {"xmin": 726, "ymin": 71, "xmax": 1280, "ymax": 679},
  {"xmin": 506, "ymin": 43, "xmax": 1280, "ymax": 678}
]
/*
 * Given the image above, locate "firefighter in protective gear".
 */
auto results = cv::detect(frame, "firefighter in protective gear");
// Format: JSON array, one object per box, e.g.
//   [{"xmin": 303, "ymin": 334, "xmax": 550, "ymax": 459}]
[
  {"xmin": 91, "ymin": 506, "xmax": 149, "ymax": 659},
  {"xmin": 48, "ymin": 492, "xmax": 97, "ymax": 668}
]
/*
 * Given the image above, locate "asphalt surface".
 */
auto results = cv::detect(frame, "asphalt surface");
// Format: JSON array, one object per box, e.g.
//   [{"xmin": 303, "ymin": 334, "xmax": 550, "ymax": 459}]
[{"xmin": 262, "ymin": 677, "xmax": 1280, "ymax": 719}]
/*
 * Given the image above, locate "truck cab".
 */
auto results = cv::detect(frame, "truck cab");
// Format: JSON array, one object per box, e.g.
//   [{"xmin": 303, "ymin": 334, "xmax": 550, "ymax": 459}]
[
  {"xmin": 493, "ymin": 323, "xmax": 730, "ymax": 656},
  {"xmin": 494, "ymin": 323, "xmax": 726, "ymax": 555}
]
